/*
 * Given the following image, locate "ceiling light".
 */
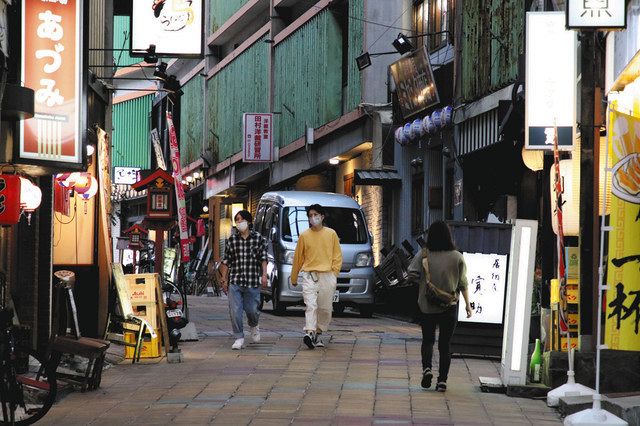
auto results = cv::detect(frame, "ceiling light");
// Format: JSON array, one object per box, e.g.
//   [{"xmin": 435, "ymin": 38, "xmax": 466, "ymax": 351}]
[
  {"xmin": 185, "ymin": 175, "xmax": 193, "ymax": 183},
  {"xmin": 329, "ymin": 158, "xmax": 340, "ymax": 165},
  {"xmin": 392, "ymin": 33, "xmax": 414, "ymax": 55},
  {"xmin": 86, "ymin": 144, "xmax": 95, "ymax": 156}
]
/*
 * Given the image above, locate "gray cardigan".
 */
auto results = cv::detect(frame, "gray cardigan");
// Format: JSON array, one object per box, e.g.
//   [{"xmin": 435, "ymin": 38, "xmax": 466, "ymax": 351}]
[{"xmin": 408, "ymin": 249, "xmax": 469, "ymax": 314}]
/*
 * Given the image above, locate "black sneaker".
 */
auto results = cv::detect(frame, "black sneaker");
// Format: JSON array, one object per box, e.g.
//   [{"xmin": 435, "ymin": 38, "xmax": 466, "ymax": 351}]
[
  {"xmin": 421, "ymin": 368, "xmax": 433, "ymax": 389},
  {"xmin": 303, "ymin": 332, "xmax": 315, "ymax": 349},
  {"xmin": 435, "ymin": 381, "xmax": 447, "ymax": 392}
]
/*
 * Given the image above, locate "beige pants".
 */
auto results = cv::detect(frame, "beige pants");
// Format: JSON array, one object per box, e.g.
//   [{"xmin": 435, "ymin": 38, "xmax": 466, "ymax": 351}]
[{"xmin": 299, "ymin": 271, "xmax": 337, "ymax": 333}]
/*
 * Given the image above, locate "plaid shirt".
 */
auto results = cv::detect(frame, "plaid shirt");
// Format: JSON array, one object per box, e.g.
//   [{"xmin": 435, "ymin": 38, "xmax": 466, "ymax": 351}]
[{"xmin": 222, "ymin": 230, "xmax": 268, "ymax": 287}]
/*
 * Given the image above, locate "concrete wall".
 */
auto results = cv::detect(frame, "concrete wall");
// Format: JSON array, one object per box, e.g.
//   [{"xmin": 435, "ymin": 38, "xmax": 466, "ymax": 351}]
[{"xmin": 362, "ymin": 0, "xmax": 412, "ymax": 104}]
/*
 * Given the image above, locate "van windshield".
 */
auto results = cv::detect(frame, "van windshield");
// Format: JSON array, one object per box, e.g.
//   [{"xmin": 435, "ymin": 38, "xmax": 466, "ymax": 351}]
[{"xmin": 281, "ymin": 206, "xmax": 368, "ymax": 244}]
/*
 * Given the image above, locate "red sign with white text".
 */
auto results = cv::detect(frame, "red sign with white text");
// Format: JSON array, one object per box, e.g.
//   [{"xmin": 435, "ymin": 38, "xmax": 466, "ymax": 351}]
[
  {"xmin": 0, "ymin": 175, "xmax": 22, "ymax": 225},
  {"xmin": 21, "ymin": 0, "xmax": 82, "ymax": 164},
  {"xmin": 243, "ymin": 113, "xmax": 272, "ymax": 163},
  {"xmin": 167, "ymin": 112, "xmax": 190, "ymax": 262}
]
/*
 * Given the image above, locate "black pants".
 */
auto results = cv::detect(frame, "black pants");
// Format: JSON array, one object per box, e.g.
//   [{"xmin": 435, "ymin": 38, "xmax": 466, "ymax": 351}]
[{"xmin": 420, "ymin": 305, "xmax": 458, "ymax": 382}]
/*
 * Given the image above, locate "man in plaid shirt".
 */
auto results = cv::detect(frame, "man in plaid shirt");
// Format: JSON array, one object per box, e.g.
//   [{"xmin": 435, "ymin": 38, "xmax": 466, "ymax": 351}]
[{"xmin": 219, "ymin": 210, "xmax": 268, "ymax": 349}]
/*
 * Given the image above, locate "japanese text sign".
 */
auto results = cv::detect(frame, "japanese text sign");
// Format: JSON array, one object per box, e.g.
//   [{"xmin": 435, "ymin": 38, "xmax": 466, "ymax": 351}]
[
  {"xmin": 605, "ymin": 108, "xmax": 640, "ymax": 350},
  {"xmin": 567, "ymin": 0, "xmax": 626, "ymax": 29},
  {"xmin": 0, "ymin": 175, "xmax": 21, "ymax": 225},
  {"xmin": 458, "ymin": 253, "xmax": 508, "ymax": 324},
  {"xmin": 243, "ymin": 113, "xmax": 273, "ymax": 163},
  {"xmin": 21, "ymin": 0, "xmax": 82, "ymax": 165},
  {"xmin": 167, "ymin": 112, "xmax": 190, "ymax": 262},
  {"xmin": 525, "ymin": 13, "xmax": 576, "ymax": 151},
  {"xmin": 389, "ymin": 46, "xmax": 440, "ymax": 120}
]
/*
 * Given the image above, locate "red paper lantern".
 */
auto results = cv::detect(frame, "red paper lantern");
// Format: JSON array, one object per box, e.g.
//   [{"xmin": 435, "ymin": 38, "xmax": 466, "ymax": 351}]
[{"xmin": 0, "ymin": 175, "xmax": 22, "ymax": 225}]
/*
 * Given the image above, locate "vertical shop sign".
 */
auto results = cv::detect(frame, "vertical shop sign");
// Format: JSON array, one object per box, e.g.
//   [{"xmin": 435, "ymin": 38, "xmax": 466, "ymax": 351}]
[
  {"xmin": 243, "ymin": 113, "xmax": 272, "ymax": 163},
  {"xmin": 605, "ymin": 108, "xmax": 640, "ymax": 350},
  {"xmin": 167, "ymin": 112, "xmax": 190, "ymax": 262},
  {"xmin": 21, "ymin": 0, "xmax": 82, "ymax": 165}
]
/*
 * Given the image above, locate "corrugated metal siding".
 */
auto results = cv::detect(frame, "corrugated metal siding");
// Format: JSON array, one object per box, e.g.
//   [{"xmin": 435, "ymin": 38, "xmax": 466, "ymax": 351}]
[
  {"xmin": 461, "ymin": 0, "xmax": 523, "ymax": 102},
  {"xmin": 206, "ymin": 38, "xmax": 269, "ymax": 161},
  {"xmin": 346, "ymin": 0, "xmax": 364, "ymax": 112},
  {"xmin": 89, "ymin": 0, "xmax": 109, "ymax": 76},
  {"xmin": 210, "ymin": 0, "xmax": 250, "ymax": 33},
  {"xmin": 457, "ymin": 108, "xmax": 499, "ymax": 156},
  {"xmin": 180, "ymin": 77, "xmax": 205, "ymax": 167},
  {"xmin": 112, "ymin": 95, "xmax": 153, "ymax": 168},
  {"xmin": 113, "ymin": 16, "xmax": 140, "ymax": 67},
  {"xmin": 448, "ymin": 221, "xmax": 512, "ymax": 255},
  {"xmin": 274, "ymin": 9, "xmax": 342, "ymax": 148}
]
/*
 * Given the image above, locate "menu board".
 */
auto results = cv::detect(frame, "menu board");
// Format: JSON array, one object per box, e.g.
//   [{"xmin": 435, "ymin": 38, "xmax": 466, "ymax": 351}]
[{"xmin": 458, "ymin": 253, "xmax": 508, "ymax": 324}]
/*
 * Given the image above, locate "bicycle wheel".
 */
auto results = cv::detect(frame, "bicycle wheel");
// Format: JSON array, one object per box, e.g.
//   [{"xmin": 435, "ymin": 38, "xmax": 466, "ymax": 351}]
[
  {"xmin": 162, "ymin": 281, "xmax": 185, "ymax": 312},
  {"xmin": 0, "ymin": 347, "xmax": 56, "ymax": 425}
]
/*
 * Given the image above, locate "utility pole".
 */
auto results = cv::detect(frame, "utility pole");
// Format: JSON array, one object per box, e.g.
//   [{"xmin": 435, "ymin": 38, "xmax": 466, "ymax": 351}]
[{"xmin": 578, "ymin": 30, "xmax": 602, "ymax": 350}]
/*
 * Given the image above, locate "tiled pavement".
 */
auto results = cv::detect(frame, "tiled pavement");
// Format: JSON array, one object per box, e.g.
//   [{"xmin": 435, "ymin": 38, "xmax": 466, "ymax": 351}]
[{"xmin": 40, "ymin": 296, "xmax": 563, "ymax": 425}]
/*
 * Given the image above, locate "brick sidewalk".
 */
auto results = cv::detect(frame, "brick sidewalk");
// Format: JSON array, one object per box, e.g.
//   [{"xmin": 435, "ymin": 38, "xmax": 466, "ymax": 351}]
[{"xmin": 40, "ymin": 296, "xmax": 562, "ymax": 425}]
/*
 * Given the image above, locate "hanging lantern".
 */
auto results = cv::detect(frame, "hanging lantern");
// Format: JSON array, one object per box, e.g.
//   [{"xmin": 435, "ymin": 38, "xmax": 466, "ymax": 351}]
[
  {"xmin": 522, "ymin": 147, "xmax": 544, "ymax": 172},
  {"xmin": 410, "ymin": 119, "xmax": 423, "ymax": 140},
  {"xmin": 395, "ymin": 126, "xmax": 408, "ymax": 146},
  {"xmin": 72, "ymin": 172, "xmax": 92, "ymax": 195},
  {"xmin": 78, "ymin": 176, "xmax": 98, "ymax": 214},
  {"xmin": 55, "ymin": 172, "xmax": 79, "ymax": 189},
  {"xmin": 550, "ymin": 159, "xmax": 579, "ymax": 236},
  {"xmin": 19, "ymin": 177, "xmax": 42, "ymax": 225},
  {"xmin": 431, "ymin": 109, "xmax": 443, "ymax": 128},
  {"xmin": 422, "ymin": 115, "xmax": 436, "ymax": 135},
  {"xmin": 0, "ymin": 175, "xmax": 22, "ymax": 225},
  {"xmin": 441, "ymin": 105, "xmax": 454, "ymax": 127},
  {"xmin": 402, "ymin": 122, "xmax": 414, "ymax": 142}
]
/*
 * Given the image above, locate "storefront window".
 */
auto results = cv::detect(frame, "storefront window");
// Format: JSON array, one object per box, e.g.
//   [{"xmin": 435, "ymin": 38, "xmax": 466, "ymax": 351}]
[
  {"xmin": 413, "ymin": 0, "xmax": 451, "ymax": 52},
  {"xmin": 282, "ymin": 207, "xmax": 368, "ymax": 244}
]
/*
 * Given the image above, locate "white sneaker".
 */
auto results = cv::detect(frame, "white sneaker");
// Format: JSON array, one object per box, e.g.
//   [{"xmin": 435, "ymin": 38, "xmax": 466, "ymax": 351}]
[
  {"xmin": 231, "ymin": 338, "xmax": 244, "ymax": 350},
  {"xmin": 250, "ymin": 326, "xmax": 261, "ymax": 343}
]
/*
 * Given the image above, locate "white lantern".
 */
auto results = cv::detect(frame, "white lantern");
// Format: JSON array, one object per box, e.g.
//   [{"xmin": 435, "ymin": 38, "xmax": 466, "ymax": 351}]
[
  {"xmin": 522, "ymin": 147, "xmax": 544, "ymax": 172},
  {"xmin": 19, "ymin": 177, "xmax": 42, "ymax": 225},
  {"xmin": 550, "ymin": 159, "xmax": 580, "ymax": 236}
]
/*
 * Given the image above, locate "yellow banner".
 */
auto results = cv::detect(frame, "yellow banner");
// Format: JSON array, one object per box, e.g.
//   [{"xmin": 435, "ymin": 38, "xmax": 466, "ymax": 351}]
[{"xmin": 605, "ymin": 108, "xmax": 640, "ymax": 351}]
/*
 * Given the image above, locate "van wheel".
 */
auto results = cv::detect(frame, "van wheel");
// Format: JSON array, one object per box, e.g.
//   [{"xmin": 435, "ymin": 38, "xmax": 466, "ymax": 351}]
[
  {"xmin": 272, "ymin": 287, "xmax": 287, "ymax": 316},
  {"xmin": 359, "ymin": 304, "xmax": 375, "ymax": 318},
  {"xmin": 258, "ymin": 294, "xmax": 264, "ymax": 311}
]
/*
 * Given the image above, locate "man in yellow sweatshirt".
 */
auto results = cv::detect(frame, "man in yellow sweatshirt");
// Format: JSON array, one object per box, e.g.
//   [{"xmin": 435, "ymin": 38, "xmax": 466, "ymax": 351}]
[{"xmin": 291, "ymin": 204, "xmax": 343, "ymax": 349}]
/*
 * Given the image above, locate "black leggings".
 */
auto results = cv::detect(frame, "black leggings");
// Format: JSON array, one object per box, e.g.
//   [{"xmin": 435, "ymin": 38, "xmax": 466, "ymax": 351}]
[{"xmin": 420, "ymin": 306, "xmax": 458, "ymax": 382}]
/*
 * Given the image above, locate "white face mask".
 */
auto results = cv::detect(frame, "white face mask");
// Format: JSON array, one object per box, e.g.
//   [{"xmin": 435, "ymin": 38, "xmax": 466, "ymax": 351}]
[
  {"xmin": 237, "ymin": 221, "xmax": 249, "ymax": 232},
  {"xmin": 309, "ymin": 215, "xmax": 322, "ymax": 227}
]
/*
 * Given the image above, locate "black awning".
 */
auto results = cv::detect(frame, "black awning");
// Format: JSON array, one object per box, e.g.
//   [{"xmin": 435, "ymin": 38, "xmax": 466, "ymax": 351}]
[{"xmin": 354, "ymin": 169, "xmax": 401, "ymax": 186}]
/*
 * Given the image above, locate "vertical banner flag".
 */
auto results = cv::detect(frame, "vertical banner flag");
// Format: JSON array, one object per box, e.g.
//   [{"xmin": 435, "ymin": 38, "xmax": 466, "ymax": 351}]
[
  {"xmin": 605, "ymin": 108, "xmax": 640, "ymax": 350},
  {"xmin": 150, "ymin": 128, "xmax": 167, "ymax": 170},
  {"xmin": 21, "ymin": 0, "xmax": 82, "ymax": 164},
  {"xmin": 242, "ymin": 113, "xmax": 273, "ymax": 163},
  {"xmin": 167, "ymin": 112, "xmax": 190, "ymax": 262}
]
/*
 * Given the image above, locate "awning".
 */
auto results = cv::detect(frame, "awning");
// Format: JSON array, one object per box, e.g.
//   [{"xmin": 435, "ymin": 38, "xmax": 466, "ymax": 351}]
[{"xmin": 354, "ymin": 169, "xmax": 401, "ymax": 186}]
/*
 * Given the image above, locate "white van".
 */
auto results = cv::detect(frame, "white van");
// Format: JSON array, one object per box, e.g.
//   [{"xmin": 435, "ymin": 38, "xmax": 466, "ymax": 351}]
[{"xmin": 253, "ymin": 191, "xmax": 376, "ymax": 317}]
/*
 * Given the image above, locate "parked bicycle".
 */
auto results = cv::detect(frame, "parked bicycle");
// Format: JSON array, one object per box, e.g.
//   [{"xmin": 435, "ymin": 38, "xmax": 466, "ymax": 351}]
[{"xmin": 0, "ymin": 271, "xmax": 56, "ymax": 425}]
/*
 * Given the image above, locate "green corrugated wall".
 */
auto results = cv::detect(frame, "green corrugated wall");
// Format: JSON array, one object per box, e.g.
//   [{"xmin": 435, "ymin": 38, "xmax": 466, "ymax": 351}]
[
  {"xmin": 206, "ymin": 38, "xmax": 269, "ymax": 161},
  {"xmin": 180, "ymin": 77, "xmax": 205, "ymax": 167},
  {"xmin": 273, "ymin": 9, "xmax": 342, "ymax": 148},
  {"xmin": 210, "ymin": 0, "xmax": 250, "ymax": 33},
  {"xmin": 112, "ymin": 95, "xmax": 153, "ymax": 168},
  {"xmin": 346, "ymin": 0, "xmax": 364, "ymax": 112},
  {"xmin": 113, "ymin": 15, "xmax": 140, "ymax": 67},
  {"xmin": 461, "ymin": 0, "xmax": 523, "ymax": 102}
]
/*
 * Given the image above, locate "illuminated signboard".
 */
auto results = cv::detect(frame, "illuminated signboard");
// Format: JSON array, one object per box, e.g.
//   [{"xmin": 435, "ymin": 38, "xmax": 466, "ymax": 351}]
[
  {"xmin": 458, "ymin": 252, "xmax": 508, "ymax": 324},
  {"xmin": 131, "ymin": 0, "xmax": 203, "ymax": 57},
  {"xmin": 21, "ymin": 0, "xmax": 83, "ymax": 165}
]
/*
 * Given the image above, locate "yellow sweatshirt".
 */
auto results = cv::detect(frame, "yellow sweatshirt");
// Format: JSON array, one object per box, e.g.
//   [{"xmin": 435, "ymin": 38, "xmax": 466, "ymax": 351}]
[{"xmin": 291, "ymin": 226, "xmax": 343, "ymax": 284}]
